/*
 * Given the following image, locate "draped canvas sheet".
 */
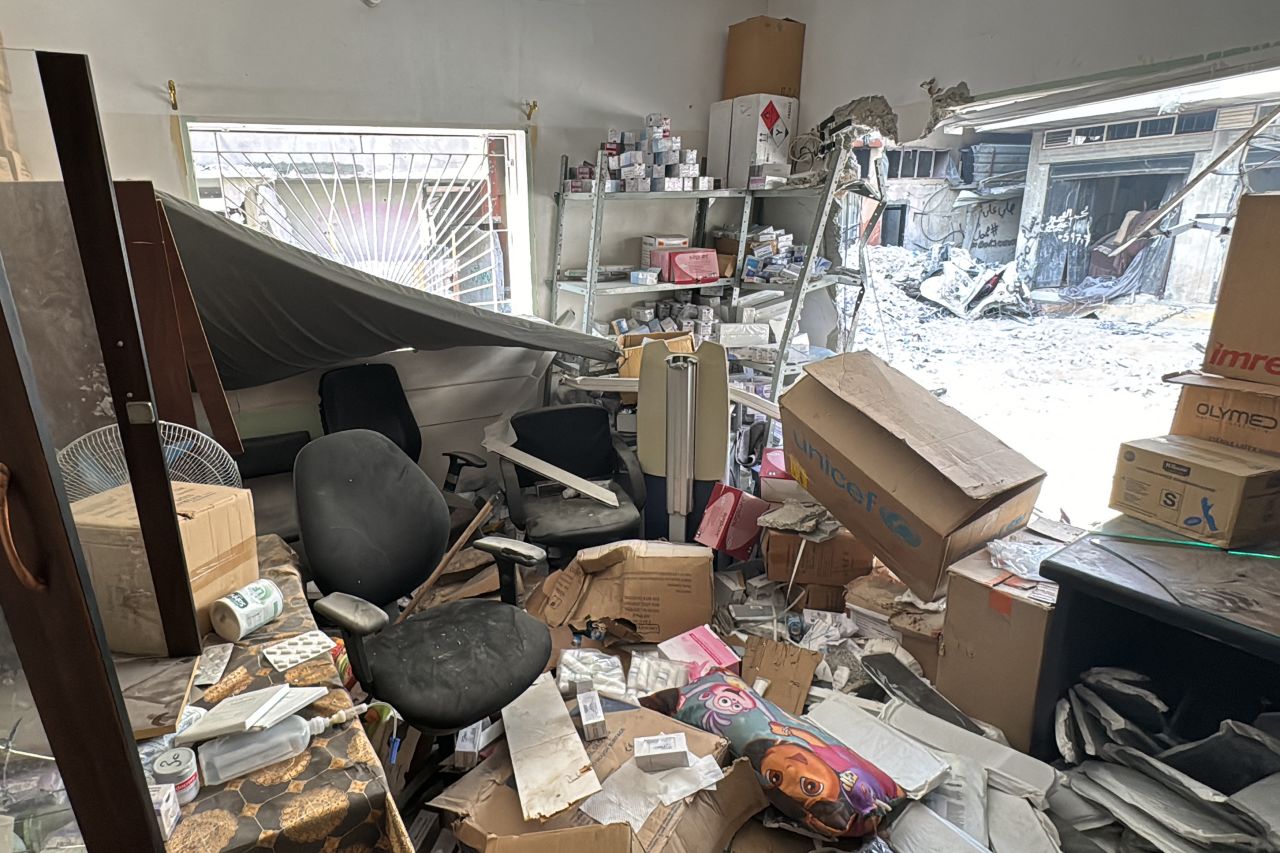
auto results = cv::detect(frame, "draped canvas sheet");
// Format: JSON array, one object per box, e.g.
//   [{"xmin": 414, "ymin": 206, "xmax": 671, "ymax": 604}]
[{"xmin": 159, "ymin": 193, "xmax": 618, "ymax": 390}]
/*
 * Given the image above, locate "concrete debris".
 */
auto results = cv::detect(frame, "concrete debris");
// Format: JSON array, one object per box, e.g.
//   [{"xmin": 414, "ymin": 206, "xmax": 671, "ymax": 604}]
[
  {"xmin": 827, "ymin": 94, "xmax": 900, "ymax": 143},
  {"xmin": 923, "ymin": 78, "xmax": 974, "ymax": 135}
]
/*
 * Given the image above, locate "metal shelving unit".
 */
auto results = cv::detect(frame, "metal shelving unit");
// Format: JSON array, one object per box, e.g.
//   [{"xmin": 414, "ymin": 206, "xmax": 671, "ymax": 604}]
[{"xmin": 548, "ymin": 142, "xmax": 869, "ymax": 433}]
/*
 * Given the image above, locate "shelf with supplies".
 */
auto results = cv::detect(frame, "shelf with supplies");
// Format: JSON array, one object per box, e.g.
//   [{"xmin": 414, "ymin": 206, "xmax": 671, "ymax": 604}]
[{"xmin": 548, "ymin": 137, "xmax": 877, "ymax": 430}]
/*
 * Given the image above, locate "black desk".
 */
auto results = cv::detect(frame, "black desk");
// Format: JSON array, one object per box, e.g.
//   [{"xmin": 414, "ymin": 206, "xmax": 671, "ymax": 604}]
[{"xmin": 1034, "ymin": 517, "xmax": 1280, "ymax": 756}]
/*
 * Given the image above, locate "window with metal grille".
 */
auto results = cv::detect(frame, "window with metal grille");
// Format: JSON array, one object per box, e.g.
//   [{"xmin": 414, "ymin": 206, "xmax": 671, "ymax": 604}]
[
  {"xmin": 1175, "ymin": 110, "xmax": 1217, "ymax": 135},
  {"xmin": 185, "ymin": 122, "xmax": 533, "ymax": 315},
  {"xmin": 1074, "ymin": 126, "xmax": 1106, "ymax": 144}
]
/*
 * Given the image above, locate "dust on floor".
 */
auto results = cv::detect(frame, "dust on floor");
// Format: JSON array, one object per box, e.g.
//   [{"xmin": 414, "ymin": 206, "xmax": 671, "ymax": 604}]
[{"xmin": 845, "ymin": 265, "xmax": 1210, "ymax": 527}]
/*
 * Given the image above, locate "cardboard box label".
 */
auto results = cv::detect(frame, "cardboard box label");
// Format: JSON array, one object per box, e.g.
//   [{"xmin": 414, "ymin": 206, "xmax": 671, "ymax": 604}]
[
  {"xmin": 1203, "ymin": 194, "xmax": 1280, "ymax": 386},
  {"xmin": 1167, "ymin": 371, "xmax": 1280, "ymax": 456},
  {"xmin": 1110, "ymin": 434, "xmax": 1280, "ymax": 547},
  {"xmin": 779, "ymin": 352, "xmax": 1043, "ymax": 601}
]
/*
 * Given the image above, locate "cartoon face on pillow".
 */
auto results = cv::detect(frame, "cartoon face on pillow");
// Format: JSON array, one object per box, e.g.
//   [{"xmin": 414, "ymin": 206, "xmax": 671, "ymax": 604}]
[{"xmin": 670, "ymin": 672, "xmax": 903, "ymax": 839}]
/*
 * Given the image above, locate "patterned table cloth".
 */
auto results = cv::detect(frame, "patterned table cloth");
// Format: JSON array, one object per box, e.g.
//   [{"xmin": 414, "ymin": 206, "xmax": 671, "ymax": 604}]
[{"xmin": 167, "ymin": 536, "xmax": 412, "ymax": 853}]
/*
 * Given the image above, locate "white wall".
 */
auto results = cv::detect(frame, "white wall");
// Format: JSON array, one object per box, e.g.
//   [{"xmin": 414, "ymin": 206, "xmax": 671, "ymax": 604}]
[
  {"xmin": 767, "ymin": 0, "xmax": 1280, "ymax": 141},
  {"xmin": 3, "ymin": 0, "xmax": 766, "ymax": 318}
]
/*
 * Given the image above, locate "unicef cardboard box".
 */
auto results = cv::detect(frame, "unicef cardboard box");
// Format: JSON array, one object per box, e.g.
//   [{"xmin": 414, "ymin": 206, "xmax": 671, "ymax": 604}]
[{"xmin": 779, "ymin": 352, "xmax": 1045, "ymax": 602}]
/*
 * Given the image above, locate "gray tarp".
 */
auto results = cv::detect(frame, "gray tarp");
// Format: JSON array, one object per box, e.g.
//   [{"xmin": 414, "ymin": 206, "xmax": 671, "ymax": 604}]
[{"xmin": 159, "ymin": 193, "xmax": 618, "ymax": 390}]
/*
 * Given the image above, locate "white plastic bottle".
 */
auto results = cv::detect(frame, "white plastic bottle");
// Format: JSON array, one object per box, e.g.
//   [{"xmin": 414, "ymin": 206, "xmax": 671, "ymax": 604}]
[{"xmin": 198, "ymin": 705, "xmax": 366, "ymax": 786}]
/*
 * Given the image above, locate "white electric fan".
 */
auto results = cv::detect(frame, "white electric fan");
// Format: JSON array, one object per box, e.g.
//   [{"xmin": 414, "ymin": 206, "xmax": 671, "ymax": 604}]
[{"xmin": 57, "ymin": 421, "xmax": 241, "ymax": 502}]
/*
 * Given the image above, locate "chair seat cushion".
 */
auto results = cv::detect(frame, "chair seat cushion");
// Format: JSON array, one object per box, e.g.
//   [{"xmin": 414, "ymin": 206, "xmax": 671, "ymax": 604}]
[
  {"xmin": 366, "ymin": 599, "xmax": 551, "ymax": 732},
  {"xmin": 522, "ymin": 481, "xmax": 641, "ymax": 546}
]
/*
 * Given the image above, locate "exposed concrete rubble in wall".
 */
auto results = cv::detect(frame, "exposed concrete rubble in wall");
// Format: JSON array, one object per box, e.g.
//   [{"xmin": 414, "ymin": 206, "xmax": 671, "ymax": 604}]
[
  {"xmin": 827, "ymin": 95, "xmax": 901, "ymax": 143},
  {"xmin": 922, "ymin": 79, "xmax": 973, "ymax": 135}
]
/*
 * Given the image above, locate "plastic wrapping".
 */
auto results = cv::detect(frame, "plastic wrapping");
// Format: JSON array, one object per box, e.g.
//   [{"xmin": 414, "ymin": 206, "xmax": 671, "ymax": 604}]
[
  {"xmin": 556, "ymin": 649, "xmax": 627, "ymax": 701},
  {"xmin": 987, "ymin": 538, "xmax": 1059, "ymax": 580},
  {"xmin": 624, "ymin": 653, "xmax": 690, "ymax": 703}
]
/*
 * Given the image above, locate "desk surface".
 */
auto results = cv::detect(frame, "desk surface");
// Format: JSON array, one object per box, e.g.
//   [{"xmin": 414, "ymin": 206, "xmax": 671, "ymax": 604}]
[
  {"xmin": 1041, "ymin": 516, "xmax": 1280, "ymax": 664},
  {"xmin": 167, "ymin": 536, "xmax": 412, "ymax": 853}
]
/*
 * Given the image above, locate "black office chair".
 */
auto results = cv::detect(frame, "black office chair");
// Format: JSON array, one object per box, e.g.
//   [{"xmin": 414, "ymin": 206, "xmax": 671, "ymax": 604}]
[
  {"xmin": 500, "ymin": 404, "xmax": 644, "ymax": 564},
  {"xmin": 294, "ymin": 430, "xmax": 549, "ymax": 802},
  {"xmin": 318, "ymin": 364, "xmax": 488, "ymax": 528}
]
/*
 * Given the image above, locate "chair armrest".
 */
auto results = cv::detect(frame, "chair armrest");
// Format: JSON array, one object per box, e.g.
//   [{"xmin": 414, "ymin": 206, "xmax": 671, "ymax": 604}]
[
  {"xmin": 314, "ymin": 592, "xmax": 389, "ymax": 637},
  {"xmin": 473, "ymin": 537, "xmax": 545, "ymax": 606},
  {"xmin": 499, "ymin": 458, "xmax": 528, "ymax": 528},
  {"xmin": 442, "ymin": 450, "xmax": 488, "ymax": 493},
  {"xmin": 612, "ymin": 434, "xmax": 646, "ymax": 509},
  {"xmin": 473, "ymin": 536, "xmax": 546, "ymax": 567}
]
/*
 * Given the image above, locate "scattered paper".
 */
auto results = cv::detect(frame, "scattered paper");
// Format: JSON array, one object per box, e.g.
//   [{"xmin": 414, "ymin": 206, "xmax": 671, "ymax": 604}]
[
  {"xmin": 580, "ymin": 754, "xmax": 724, "ymax": 833},
  {"xmin": 194, "ymin": 643, "xmax": 234, "ymax": 686},
  {"xmin": 924, "ymin": 752, "xmax": 990, "ymax": 844},
  {"xmin": 806, "ymin": 693, "xmax": 949, "ymax": 800},
  {"xmin": 987, "ymin": 787, "xmax": 1062, "ymax": 853},
  {"xmin": 881, "ymin": 701, "xmax": 1055, "ymax": 806},
  {"xmin": 1069, "ymin": 773, "xmax": 1203, "ymax": 853},
  {"xmin": 501, "ymin": 673, "xmax": 601, "ymax": 820},
  {"xmin": 889, "ymin": 801, "xmax": 992, "ymax": 852},
  {"xmin": 261, "ymin": 630, "xmax": 336, "ymax": 672}
]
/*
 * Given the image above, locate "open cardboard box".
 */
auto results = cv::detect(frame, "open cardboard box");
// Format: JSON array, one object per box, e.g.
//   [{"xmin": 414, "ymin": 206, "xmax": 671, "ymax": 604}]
[
  {"xmin": 430, "ymin": 701, "xmax": 767, "ymax": 852},
  {"xmin": 527, "ymin": 541, "xmax": 714, "ymax": 644},
  {"xmin": 780, "ymin": 352, "xmax": 1045, "ymax": 601}
]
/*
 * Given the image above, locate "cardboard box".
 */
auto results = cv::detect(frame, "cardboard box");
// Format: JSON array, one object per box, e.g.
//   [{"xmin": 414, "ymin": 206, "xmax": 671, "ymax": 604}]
[
  {"xmin": 616, "ymin": 331, "xmax": 695, "ymax": 404},
  {"xmin": 641, "ymin": 236, "xmax": 689, "ymax": 269},
  {"xmin": 758, "ymin": 447, "xmax": 813, "ymax": 503},
  {"xmin": 658, "ymin": 624, "xmax": 741, "ymax": 678},
  {"xmin": 526, "ymin": 541, "xmax": 714, "ymax": 644},
  {"xmin": 71, "ymin": 482, "xmax": 259, "ymax": 655},
  {"xmin": 793, "ymin": 582, "xmax": 846, "ymax": 612},
  {"xmin": 652, "ymin": 248, "xmax": 720, "ymax": 284},
  {"xmin": 936, "ymin": 531, "xmax": 1060, "ymax": 753},
  {"xmin": 717, "ymin": 253, "xmax": 737, "ymax": 278},
  {"xmin": 723, "ymin": 16, "xmax": 806, "ymax": 100},
  {"xmin": 430, "ymin": 702, "xmax": 765, "ymax": 853},
  {"xmin": 708, "ymin": 95, "xmax": 799, "ymax": 189},
  {"xmin": 694, "ymin": 483, "xmax": 769, "ymax": 560},
  {"xmin": 1166, "ymin": 370, "xmax": 1280, "ymax": 456},
  {"xmin": 763, "ymin": 528, "xmax": 877, "ymax": 587},
  {"xmin": 1109, "ymin": 434, "xmax": 1280, "ymax": 547},
  {"xmin": 718, "ymin": 323, "xmax": 771, "ymax": 349},
  {"xmin": 740, "ymin": 636, "xmax": 821, "ymax": 716},
  {"xmin": 1203, "ymin": 194, "xmax": 1280, "ymax": 386},
  {"xmin": 780, "ymin": 352, "xmax": 1045, "ymax": 602},
  {"xmin": 845, "ymin": 568, "xmax": 945, "ymax": 682}
]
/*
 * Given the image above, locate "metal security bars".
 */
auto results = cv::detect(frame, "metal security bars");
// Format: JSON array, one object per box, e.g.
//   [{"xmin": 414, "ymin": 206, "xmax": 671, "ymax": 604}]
[{"xmin": 187, "ymin": 123, "xmax": 522, "ymax": 313}]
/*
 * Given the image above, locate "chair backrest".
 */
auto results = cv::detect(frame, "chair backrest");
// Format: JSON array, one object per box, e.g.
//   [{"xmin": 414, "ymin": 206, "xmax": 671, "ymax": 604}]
[
  {"xmin": 509, "ymin": 404, "xmax": 615, "ymax": 489},
  {"xmin": 294, "ymin": 429, "xmax": 448, "ymax": 607},
  {"xmin": 319, "ymin": 364, "xmax": 422, "ymax": 463}
]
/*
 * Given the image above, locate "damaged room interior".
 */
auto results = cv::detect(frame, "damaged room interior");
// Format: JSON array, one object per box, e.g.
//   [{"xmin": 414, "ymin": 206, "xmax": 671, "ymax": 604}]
[{"xmin": 3, "ymin": 1, "xmax": 1280, "ymax": 850}]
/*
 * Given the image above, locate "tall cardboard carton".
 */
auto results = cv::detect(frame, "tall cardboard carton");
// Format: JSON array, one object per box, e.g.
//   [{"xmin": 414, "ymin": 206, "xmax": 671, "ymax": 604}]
[
  {"xmin": 707, "ymin": 95, "xmax": 799, "ymax": 189},
  {"xmin": 1203, "ymin": 193, "xmax": 1280, "ymax": 386},
  {"xmin": 779, "ymin": 352, "xmax": 1045, "ymax": 601},
  {"xmin": 71, "ymin": 482, "xmax": 258, "ymax": 655},
  {"xmin": 722, "ymin": 16, "xmax": 806, "ymax": 100}
]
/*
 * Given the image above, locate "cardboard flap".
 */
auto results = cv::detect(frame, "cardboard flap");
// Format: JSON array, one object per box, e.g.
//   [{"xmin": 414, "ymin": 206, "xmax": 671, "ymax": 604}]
[
  {"xmin": 801, "ymin": 353, "xmax": 1045, "ymax": 500},
  {"xmin": 1164, "ymin": 370, "xmax": 1280, "ymax": 400},
  {"xmin": 575, "ymin": 542, "xmax": 635, "ymax": 574}
]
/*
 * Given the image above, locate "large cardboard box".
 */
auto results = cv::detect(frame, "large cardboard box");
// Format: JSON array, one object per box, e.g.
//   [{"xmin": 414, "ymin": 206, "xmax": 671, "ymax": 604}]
[
  {"xmin": 430, "ymin": 702, "xmax": 766, "ymax": 853},
  {"xmin": 763, "ymin": 528, "xmax": 877, "ymax": 587},
  {"xmin": 758, "ymin": 447, "xmax": 813, "ymax": 503},
  {"xmin": 526, "ymin": 541, "xmax": 714, "ymax": 644},
  {"xmin": 71, "ymin": 482, "xmax": 258, "ymax": 655},
  {"xmin": 722, "ymin": 16, "xmax": 806, "ymax": 100},
  {"xmin": 936, "ymin": 530, "xmax": 1060, "ymax": 753},
  {"xmin": 780, "ymin": 352, "xmax": 1045, "ymax": 602},
  {"xmin": 707, "ymin": 95, "xmax": 799, "ymax": 189},
  {"xmin": 1166, "ymin": 370, "xmax": 1280, "ymax": 457},
  {"xmin": 1110, "ymin": 434, "xmax": 1280, "ymax": 547},
  {"xmin": 1203, "ymin": 194, "xmax": 1280, "ymax": 386}
]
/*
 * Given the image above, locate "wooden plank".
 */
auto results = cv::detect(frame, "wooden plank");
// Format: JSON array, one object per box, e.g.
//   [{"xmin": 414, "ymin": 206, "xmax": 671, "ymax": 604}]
[
  {"xmin": 157, "ymin": 202, "xmax": 243, "ymax": 455},
  {"xmin": 114, "ymin": 181, "xmax": 198, "ymax": 428},
  {"xmin": 0, "ymin": 84, "xmax": 165, "ymax": 852},
  {"xmin": 38, "ymin": 51, "xmax": 201, "ymax": 658},
  {"xmin": 488, "ymin": 442, "xmax": 619, "ymax": 508}
]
